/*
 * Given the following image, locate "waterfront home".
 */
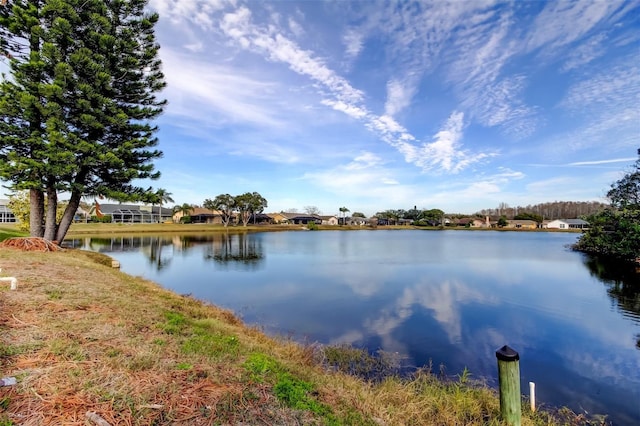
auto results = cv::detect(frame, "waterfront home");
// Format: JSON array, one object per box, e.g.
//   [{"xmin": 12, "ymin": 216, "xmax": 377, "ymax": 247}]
[
  {"xmin": 546, "ymin": 219, "xmax": 589, "ymax": 229},
  {"xmin": 505, "ymin": 219, "xmax": 538, "ymax": 229},
  {"xmin": 92, "ymin": 203, "xmax": 174, "ymax": 223}
]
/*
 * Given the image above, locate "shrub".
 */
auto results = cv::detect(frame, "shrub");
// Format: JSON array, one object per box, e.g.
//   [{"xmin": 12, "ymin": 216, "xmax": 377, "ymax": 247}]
[{"xmin": 91, "ymin": 215, "xmax": 112, "ymax": 223}]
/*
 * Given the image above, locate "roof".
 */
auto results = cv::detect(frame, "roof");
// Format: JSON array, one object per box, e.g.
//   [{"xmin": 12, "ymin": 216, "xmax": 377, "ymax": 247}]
[
  {"xmin": 96, "ymin": 203, "xmax": 173, "ymax": 215},
  {"xmin": 182, "ymin": 207, "xmax": 222, "ymax": 216},
  {"xmin": 561, "ymin": 219, "xmax": 589, "ymax": 225},
  {"xmin": 280, "ymin": 212, "xmax": 321, "ymax": 219}
]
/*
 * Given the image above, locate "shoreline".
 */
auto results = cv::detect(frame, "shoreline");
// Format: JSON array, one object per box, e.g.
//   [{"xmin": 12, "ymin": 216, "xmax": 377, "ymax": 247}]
[{"xmin": 0, "ymin": 242, "xmax": 604, "ymax": 425}]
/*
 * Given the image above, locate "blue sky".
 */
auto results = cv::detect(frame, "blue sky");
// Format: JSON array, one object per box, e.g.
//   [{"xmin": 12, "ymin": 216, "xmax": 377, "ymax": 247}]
[{"xmin": 147, "ymin": 1, "xmax": 638, "ymax": 215}]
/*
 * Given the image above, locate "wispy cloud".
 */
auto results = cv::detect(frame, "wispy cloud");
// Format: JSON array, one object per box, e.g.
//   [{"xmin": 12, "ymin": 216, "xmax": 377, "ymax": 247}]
[
  {"xmin": 569, "ymin": 158, "xmax": 637, "ymax": 166},
  {"xmin": 343, "ymin": 29, "xmax": 364, "ymax": 59},
  {"xmin": 217, "ymin": 5, "xmax": 490, "ymax": 174},
  {"xmin": 384, "ymin": 78, "xmax": 417, "ymax": 117},
  {"xmin": 160, "ymin": 48, "xmax": 287, "ymax": 128},
  {"xmin": 525, "ymin": 1, "xmax": 626, "ymax": 54},
  {"xmin": 400, "ymin": 112, "xmax": 496, "ymax": 173},
  {"xmin": 560, "ymin": 57, "xmax": 640, "ymax": 113},
  {"xmin": 561, "ymin": 32, "xmax": 608, "ymax": 72}
]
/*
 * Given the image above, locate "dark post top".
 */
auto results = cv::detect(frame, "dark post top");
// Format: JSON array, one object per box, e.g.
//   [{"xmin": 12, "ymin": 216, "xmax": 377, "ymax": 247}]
[{"xmin": 496, "ymin": 345, "xmax": 520, "ymax": 362}]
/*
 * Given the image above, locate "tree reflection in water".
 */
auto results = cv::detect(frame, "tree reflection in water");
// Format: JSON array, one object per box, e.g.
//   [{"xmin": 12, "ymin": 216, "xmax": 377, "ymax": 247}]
[
  {"xmin": 202, "ymin": 233, "xmax": 264, "ymax": 270},
  {"xmin": 584, "ymin": 256, "xmax": 640, "ymax": 349}
]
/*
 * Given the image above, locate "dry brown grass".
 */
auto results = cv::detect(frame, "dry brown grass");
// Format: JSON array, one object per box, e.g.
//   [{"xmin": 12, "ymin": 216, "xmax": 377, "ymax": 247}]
[{"xmin": 0, "ymin": 249, "xmax": 307, "ymax": 425}]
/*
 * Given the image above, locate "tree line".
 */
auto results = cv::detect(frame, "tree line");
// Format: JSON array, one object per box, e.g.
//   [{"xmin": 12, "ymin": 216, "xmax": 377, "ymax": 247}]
[
  {"xmin": 573, "ymin": 150, "xmax": 640, "ymax": 263},
  {"xmin": 174, "ymin": 192, "xmax": 268, "ymax": 227},
  {"xmin": 476, "ymin": 201, "xmax": 608, "ymax": 221}
]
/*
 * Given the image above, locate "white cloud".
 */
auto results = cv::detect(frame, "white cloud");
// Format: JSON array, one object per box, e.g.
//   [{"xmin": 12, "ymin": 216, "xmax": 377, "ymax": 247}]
[
  {"xmin": 525, "ymin": 1, "xmax": 626, "ymax": 54},
  {"xmin": 160, "ymin": 48, "xmax": 286, "ymax": 128},
  {"xmin": 288, "ymin": 17, "xmax": 305, "ymax": 38},
  {"xmin": 561, "ymin": 32, "xmax": 608, "ymax": 72},
  {"xmin": 410, "ymin": 112, "xmax": 496, "ymax": 173},
  {"xmin": 321, "ymin": 99, "xmax": 367, "ymax": 119},
  {"xmin": 569, "ymin": 158, "xmax": 637, "ymax": 166},
  {"xmin": 385, "ymin": 78, "xmax": 417, "ymax": 116},
  {"xmin": 343, "ymin": 29, "xmax": 364, "ymax": 59},
  {"xmin": 560, "ymin": 58, "xmax": 640, "ymax": 113}
]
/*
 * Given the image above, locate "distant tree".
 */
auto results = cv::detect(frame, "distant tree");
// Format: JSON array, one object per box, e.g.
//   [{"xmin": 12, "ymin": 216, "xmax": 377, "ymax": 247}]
[
  {"xmin": 384, "ymin": 209, "xmax": 402, "ymax": 224},
  {"xmin": 0, "ymin": 0, "xmax": 166, "ymax": 242},
  {"xmin": 304, "ymin": 205, "xmax": 321, "ymax": 215},
  {"xmin": 607, "ymin": 155, "xmax": 640, "ymax": 210},
  {"xmin": 8, "ymin": 190, "xmax": 68, "ymax": 232},
  {"xmin": 235, "ymin": 192, "xmax": 268, "ymax": 226},
  {"xmin": 497, "ymin": 216, "xmax": 508, "ymax": 227},
  {"xmin": 154, "ymin": 189, "xmax": 174, "ymax": 217},
  {"xmin": 173, "ymin": 203, "xmax": 193, "ymax": 223},
  {"xmin": 514, "ymin": 212, "xmax": 543, "ymax": 223},
  {"xmin": 249, "ymin": 192, "xmax": 268, "ymax": 224},
  {"xmin": 145, "ymin": 188, "xmax": 173, "ymax": 222},
  {"xmin": 339, "ymin": 206, "xmax": 349, "ymax": 225},
  {"xmin": 352, "ymin": 212, "xmax": 366, "ymax": 218},
  {"xmin": 7, "ymin": 191, "xmax": 30, "ymax": 232},
  {"xmin": 205, "ymin": 194, "xmax": 235, "ymax": 227},
  {"xmin": 404, "ymin": 208, "xmax": 422, "ymax": 221},
  {"xmin": 574, "ymin": 151, "xmax": 640, "ymax": 262}
]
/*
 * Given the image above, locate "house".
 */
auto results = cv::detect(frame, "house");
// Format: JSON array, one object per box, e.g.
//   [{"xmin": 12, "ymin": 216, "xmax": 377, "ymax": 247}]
[
  {"xmin": 173, "ymin": 207, "xmax": 224, "ymax": 224},
  {"xmin": 349, "ymin": 216, "xmax": 369, "ymax": 226},
  {"xmin": 505, "ymin": 219, "xmax": 537, "ymax": 229},
  {"xmin": 248, "ymin": 213, "xmax": 273, "ymax": 225},
  {"xmin": 267, "ymin": 212, "xmax": 289, "ymax": 224},
  {"xmin": 546, "ymin": 219, "xmax": 589, "ymax": 230},
  {"xmin": 74, "ymin": 206, "xmax": 91, "ymax": 222},
  {"xmin": 319, "ymin": 215, "xmax": 338, "ymax": 225},
  {"xmin": 0, "ymin": 199, "xmax": 17, "ymax": 223},
  {"xmin": 280, "ymin": 213, "xmax": 321, "ymax": 225},
  {"xmin": 375, "ymin": 218, "xmax": 392, "ymax": 226},
  {"xmin": 456, "ymin": 218, "xmax": 485, "ymax": 227},
  {"xmin": 92, "ymin": 203, "xmax": 173, "ymax": 223}
]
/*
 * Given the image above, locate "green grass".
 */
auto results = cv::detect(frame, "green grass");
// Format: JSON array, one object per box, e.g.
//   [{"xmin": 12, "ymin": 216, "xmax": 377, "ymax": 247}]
[{"xmin": 0, "ymin": 226, "xmax": 26, "ymax": 241}]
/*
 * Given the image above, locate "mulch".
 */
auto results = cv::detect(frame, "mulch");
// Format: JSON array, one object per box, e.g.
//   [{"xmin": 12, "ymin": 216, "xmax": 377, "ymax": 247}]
[{"xmin": 0, "ymin": 237, "xmax": 63, "ymax": 252}]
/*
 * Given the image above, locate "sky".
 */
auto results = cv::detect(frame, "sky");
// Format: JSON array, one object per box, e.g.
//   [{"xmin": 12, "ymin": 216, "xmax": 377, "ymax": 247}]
[{"xmin": 18, "ymin": 0, "xmax": 640, "ymax": 216}]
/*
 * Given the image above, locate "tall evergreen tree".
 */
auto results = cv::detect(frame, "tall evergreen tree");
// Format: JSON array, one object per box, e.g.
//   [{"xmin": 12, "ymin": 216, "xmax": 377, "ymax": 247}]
[{"xmin": 0, "ymin": 0, "xmax": 166, "ymax": 242}]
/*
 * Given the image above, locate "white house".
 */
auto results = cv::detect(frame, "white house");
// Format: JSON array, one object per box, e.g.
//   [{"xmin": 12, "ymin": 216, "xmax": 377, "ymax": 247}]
[{"xmin": 546, "ymin": 219, "xmax": 589, "ymax": 229}]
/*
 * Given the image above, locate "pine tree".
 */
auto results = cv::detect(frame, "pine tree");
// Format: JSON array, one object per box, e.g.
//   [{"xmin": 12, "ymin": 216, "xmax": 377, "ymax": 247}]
[{"xmin": 0, "ymin": 0, "xmax": 166, "ymax": 242}]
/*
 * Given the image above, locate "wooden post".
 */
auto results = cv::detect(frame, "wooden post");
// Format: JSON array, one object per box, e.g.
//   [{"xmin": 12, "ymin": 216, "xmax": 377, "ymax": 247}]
[{"xmin": 496, "ymin": 345, "xmax": 521, "ymax": 426}]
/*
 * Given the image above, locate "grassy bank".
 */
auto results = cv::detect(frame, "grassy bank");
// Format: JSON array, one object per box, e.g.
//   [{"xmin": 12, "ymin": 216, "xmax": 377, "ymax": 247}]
[{"xmin": 0, "ymin": 246, "xmax": 591, "ymax": 425}]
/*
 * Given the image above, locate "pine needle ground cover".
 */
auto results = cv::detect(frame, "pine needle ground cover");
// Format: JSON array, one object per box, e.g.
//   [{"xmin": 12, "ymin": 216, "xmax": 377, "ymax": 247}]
[{"xmin": 0, "ymin": 248, "xmax": 587, "ymax": 425}]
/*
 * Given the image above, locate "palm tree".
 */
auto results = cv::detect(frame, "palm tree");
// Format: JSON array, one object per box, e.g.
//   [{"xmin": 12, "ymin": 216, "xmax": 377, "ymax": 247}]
[
  {"xmin": 154, "ymin": 188, "xmax": 174, "ymax": 222},
  {"xmin": 173, "ymin": 203, "xmax": 193, "ymax": 223},
  {"xmin": 339, "ymin": 206, "xmax": 349, "ymax": 225}
]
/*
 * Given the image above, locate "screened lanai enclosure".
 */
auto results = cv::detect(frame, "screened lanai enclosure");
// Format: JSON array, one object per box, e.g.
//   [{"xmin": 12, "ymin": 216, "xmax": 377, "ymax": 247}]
[
  {"xmin": 0, "ymin": 204, "xmax": 17, "ymax": 223},
  {"xmin": 94, "ymin": 204, "xmax": 174, "ymax": 223}
]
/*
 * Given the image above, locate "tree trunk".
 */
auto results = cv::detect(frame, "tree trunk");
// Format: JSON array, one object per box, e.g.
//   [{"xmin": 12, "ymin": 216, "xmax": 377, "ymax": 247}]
[
  {"xmin": 44, "ymin": 186, "xmax": 58, "ymax": 241},
  {"xmin": 55, "ymin": 191, "xmax": 82, "ymax": 243},
  {"xmin": 29, "ymin": 188, "xmax": 45, "ymax": 237}
]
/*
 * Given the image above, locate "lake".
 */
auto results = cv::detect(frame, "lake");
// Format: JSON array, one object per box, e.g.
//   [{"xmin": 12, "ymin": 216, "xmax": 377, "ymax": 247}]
[{"xmin": 65, "ymin": 230, "xmax": 640, "ymax": 425}]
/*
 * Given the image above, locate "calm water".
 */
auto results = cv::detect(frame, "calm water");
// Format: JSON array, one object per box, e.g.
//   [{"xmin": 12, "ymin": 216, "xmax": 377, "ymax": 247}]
[{"xmin": 65, "ymin": 230, "xmax": 640, "ymax": 425}]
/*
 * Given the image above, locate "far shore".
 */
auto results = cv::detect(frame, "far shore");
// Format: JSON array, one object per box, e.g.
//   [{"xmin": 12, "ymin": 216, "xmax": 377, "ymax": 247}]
[{"xmin": 57, "ymin": 222, "xmax": 584, "ymax": 238}]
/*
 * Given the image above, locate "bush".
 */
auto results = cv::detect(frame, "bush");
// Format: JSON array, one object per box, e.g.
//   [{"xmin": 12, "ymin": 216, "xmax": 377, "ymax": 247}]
[
  {"xmin": 306, "ymin": 221, "xmax": 318, "ymax": 230},
  {"xmin": 180, "ymin": 216, "xmax": 192, "ymax": 224},
  {"xmin": 91, "ymin": 215, "xmax": 112, "ymax": 223}
]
